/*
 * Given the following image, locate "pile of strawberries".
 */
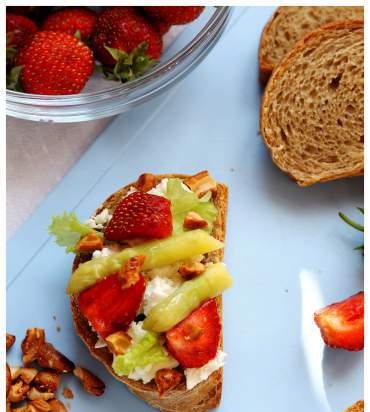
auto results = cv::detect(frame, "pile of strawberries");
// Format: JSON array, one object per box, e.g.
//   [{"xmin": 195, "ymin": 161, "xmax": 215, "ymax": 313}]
[{"xmin": 6, "ymin": 6, "xmax": 204, "ymax": 95}]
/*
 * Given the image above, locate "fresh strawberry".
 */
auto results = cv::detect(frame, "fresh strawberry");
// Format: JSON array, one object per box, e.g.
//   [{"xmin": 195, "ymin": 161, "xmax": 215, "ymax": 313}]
[
  {"xmin": 91, "ymin": 6, "xmax": 162, "ymax": 80},
  {"xmin": 42, "ymin": 7, "xmax": 97, "ymax": 40},
  {"xmin": 166, "ymin": 299, "xmax": 221, "ymax": 368},
  {"xmin": 143, "ymin": 7, "xmax": 204, "ymax": 25},
  {"xmin": 14, "ymin": 31, "xmax": 94, "ymax": 95},
  {"xmin": 155, "ymin": 20, "xmax": 172, "ymax": 36},
  {"xmin": 314, "ymin": 291, "xmax": 364, "ymax": 351},
  {"xmin": 78, "ymin": 273, "xmax": 146, "ymax": 338},
  {"xmin": 104, "ymin": 192, "xmax": 172, "ymax": 241},
  {"xmin": 6, "ymin": 13, "xmax": 38, "ymax": 48}
]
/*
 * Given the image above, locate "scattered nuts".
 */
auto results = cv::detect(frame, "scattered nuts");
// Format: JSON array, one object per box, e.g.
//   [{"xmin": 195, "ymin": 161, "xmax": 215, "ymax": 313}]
[
  {"xmin": 183, "ymin": 171, "xmax": 217, "ymax": 197},
  {"xmin": 76, "ymin": 233, "xmax": 103, "ymax": 253},
  {"xmin": 6, "ymin": 333, "xmax": 16, "ymax": 350},
  {"xmin": 118, "ymin": 255, "xmax": 145, "ymax": 289},
  {"xmin": 73, "ymin": 366, "xmax": 105, "ymax": 397},
  {"xmin": 8, "ymin": 379, "xmax": 30, "ymax": 403},
  {"xmin": 34, "ymin": 370, "xmax": 61, "ymax": 393},
  {"xmin": 11, "ymin": 367, "xmax": 39, "ymax": 384},
  {"xmin": 179, "ymin": 262, "xmax": 205, "ymax": 280},
  {"xmin": 62, "ymin": 387, "xmax": 73, "ymax": 399},
  {"xmin": 135, "ymin": 173, "xmax": 158, "ymax": 192},
  {"xmin": 21, "ymin": 328, "xmax": 45, "ymax": 366},
  {"xmin": 37, "ymin": 343, "xmax": 74, "ymax": 373},
  {"xmin": 155, "ymin": 368, "xmax": 183, "ymax": 396},
  {"xmin": 48, "ymin": 400, "xmax": 67, "ymax": 412},
  {"xmin": 183, "ymin": 211, "xmax": 208, "ymax": 230},
  {"xmin": 106, "ymin": 331, "xmax": 132, "ymax": 355},
  {"xmin": 6, "ymin": 363, "xmax": 11, "ymax": 397},
  {"xmin": 28, "ymin": 387, "xmax": 55, "ymax": 401},
  {"xmin": 30, "ymin": 399, "xmax": 51, "ymax": 411}
]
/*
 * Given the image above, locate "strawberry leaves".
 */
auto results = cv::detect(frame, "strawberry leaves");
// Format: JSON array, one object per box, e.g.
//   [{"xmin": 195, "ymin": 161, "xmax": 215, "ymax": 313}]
[{"xmin": 339, "ymin": 207, "xmax": 364, "ymax": 253}]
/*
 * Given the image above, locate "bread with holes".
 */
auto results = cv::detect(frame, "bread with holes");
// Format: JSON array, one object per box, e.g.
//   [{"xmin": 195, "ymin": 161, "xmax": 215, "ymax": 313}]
[
  {"xmin": 259, "ymin": 6, "xmax": 364, "ymax": 83},
  {"xmin": 260, "ymin": 20, "xmax": 364, "ymax": 186},
  {"xmin": 343, "ymin": 400, "xmax": 364, "ymax": 412}
]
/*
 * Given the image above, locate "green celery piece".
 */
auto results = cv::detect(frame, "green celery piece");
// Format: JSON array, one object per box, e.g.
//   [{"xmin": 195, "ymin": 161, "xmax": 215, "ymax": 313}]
[
  {"xmin": 112, "ymin": 332, "xmax": 169, "ymax": 376},
  {"xmin": 49, "ymin": 212, "xmax": 101, "ymax": 253},
  {"xmin": 143, "ymin": 262, "xmax": 232, "ymax": 333},
  {"xmin": 165, "ymin": 178, "xmax": 218, "ymax": 235},
  {"xmin": 67, "ymin": 229, "xmax": 224, "ymax": 294}
]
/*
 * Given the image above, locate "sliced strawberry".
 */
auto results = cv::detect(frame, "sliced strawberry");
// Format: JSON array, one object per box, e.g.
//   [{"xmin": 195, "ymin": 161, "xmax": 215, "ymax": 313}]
[
  {"xmin": 104, "ymin": 192, "xmax": 172, "ymax": 241},
  {"xmin": 314, "ymin": 291, "xmax": 364, "ymax": 351},
  {"xmin": 78, "ymin": 273, "xmax": 146, "ymax": 338},
  {"xmin": 165, "ymin": 299, "xmax": 221, "ymax": 368}
]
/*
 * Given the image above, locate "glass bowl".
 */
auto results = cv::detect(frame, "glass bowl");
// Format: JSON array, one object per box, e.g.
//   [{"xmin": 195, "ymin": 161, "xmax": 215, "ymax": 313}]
[{"xmin": 6, "ymin": 6, "xmax": 230, "ymax": 123}]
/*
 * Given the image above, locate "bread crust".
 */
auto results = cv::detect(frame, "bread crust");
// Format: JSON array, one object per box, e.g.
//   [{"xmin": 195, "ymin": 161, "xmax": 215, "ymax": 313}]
[
  {"xmin": 260, "ymin": 20, "xmax": 364, "ymax": 186},
  {"xmin": 343, "ymin": 400, "xmax": 364, "ymax": 412},
  {"xmin": 70, "ymin": 173, "xmax": 228, "ymax": 411}
]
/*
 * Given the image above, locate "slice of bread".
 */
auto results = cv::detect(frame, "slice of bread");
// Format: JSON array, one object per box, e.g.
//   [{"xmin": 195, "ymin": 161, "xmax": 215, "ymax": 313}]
[
  {"xmin": 70, "ymin": 173, "xmax": 228, "ymax": 412},
  {"xmin": 260, "ymin": 20, "xmax": 364, "ymax": 187},
  {"xmin": 343, "ymin": 400, "xmax": 364, "ymax": 412},
  {"xmin": 259, "ymin": 6, "xmax": 364, "ymax": 83}
]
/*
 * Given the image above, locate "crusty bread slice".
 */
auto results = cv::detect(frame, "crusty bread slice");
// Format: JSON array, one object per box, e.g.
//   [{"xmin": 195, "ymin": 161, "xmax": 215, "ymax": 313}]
[
  {"xmin": 70, "ymin": 173, "xmax": 228, "ymax": 412},
  {"xmin": 260, "ymin": 20, "xmax": 364, "ymax": 186},
  {"xmin": 259, "ymin": 6, "xmax": 364, "ymax": 83},
  {"xmin": 343, "ymin": 400, "xmax": 364, "ymax": 412}
]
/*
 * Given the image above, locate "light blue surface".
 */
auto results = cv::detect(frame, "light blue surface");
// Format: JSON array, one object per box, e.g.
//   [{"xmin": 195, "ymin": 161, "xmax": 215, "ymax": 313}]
[{"xmin": 7, "ymin": 7, "xmax": 364, "ymax": 412}]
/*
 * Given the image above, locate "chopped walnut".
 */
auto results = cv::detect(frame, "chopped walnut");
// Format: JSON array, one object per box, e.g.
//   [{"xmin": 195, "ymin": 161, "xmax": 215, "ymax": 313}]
[
  {"xmin": 179, "ymin": 262, "xmax": 205, "ymax": 280},
  {"xmin": 183, "ymin": 171, "xmax": 217, "ymax": 197},
  {"xmin": 183, "ymin": 324, "xmax": 204, "ymax": 341},
  {"xmin": 6, "ymin": 363, "xmax": 11, "ymax": 397},
  {"xmin": 118, "ymin": 255, "xmax": 145, "ymax": 289},
  {"xmin": 6, "ymin": 333, "xmax": 16, "ymax": 350},
  {"xmin": 21, "ymin": 329, "xmax": 45, "ymax": 366},
  {"xmin": 10, "ymin": 367, "xmax": 38, "ymax": 384},
  {"xmin": 34, "ymin": 370, "xmax": 61, "ymax": 393},
  {"xmin": 30, "ymin": 399, "xmax": 52, "ymax": 412},
  {"xmin": 36, "ymin": 343, "xmax": 74, "ymax": 373},
  {"xmin": 73, "ymin": 366, "xmax": 105, "ymax": 397},
  {"xmin": 106, "ymin": 331, "xmax": 132, "ymax": 355},
  {"xmin": 27, "ymin": 387, "xmax": 55, "ymax": 401},
  {"xmin": 155, "ymin": 368, "xmax": 183, "ymax": 396},
  {"xmin": 11, "ymin": 405, "xmax": 29, "ymax": 412},
  {"xmin": 62, "ymin": 387, "xmax": 73, "ymax": 399},
  {"xmin": 183, "ymin": 211, "xmax": 208, "ymax": 230},
  {"xmin": 48, "ymin": 400, "xmax": 67, "ymax": 412},
  {"xmin": 135, "ymin": 173, "xmax": 159, "ymax": 192},
  {"xmin": 8, "ymin": 379, "xmax": 30, "ymax": 403},
  {"xmin": 76, "ymin": 233, "xmax": 103, "ymax": 253}
]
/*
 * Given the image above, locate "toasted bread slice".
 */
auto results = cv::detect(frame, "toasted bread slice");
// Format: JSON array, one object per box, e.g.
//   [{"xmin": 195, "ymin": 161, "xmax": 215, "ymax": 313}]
[
  {"xmin": 70, "ymin": 173, "xmax": 228, "ymax": 412},
  {"xmin": 259, "ymin": 6, "xmax": 364, "ymax": 83},
  {"xmin": 343, "ymin": 400, "xmax": 364, "ymax": 412},
  {"xmin": 260, "ymin": 20, "xmax": 364, "ymax": 187}
]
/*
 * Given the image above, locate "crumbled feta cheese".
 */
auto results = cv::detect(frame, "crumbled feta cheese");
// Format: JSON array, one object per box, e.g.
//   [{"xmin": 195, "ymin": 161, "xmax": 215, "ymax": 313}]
[
  {"xmin": 184, "ymin": 350, "xmax": 227, "ymax": 390},
  {"xmin": 147, "ymin": 178, "xmax": 169, "ymax": 197},
  {"xmin": 143, "ymin": 277, "xmax": 181, "ymax": 315},
  {"xmin": 94, "ymin": 336, "xmax": 107, "ymax": 349},
  {"xmin": 85, "ymin": 208, "xmax": 112, "ymax": 229},
  {"xmin": 128, "ymin": 358, "xmax": 179, "ymax": 384},
  {"xmin": 127, "ymin": 321, "xmax": 146, "ymax": 345},
  {"xmin": 124, "ymin": 186, "xmax": 138, "ymax": 198},
  {"xmin": 92, "ymin": 247, "xmax": 114, "ymax": 259}
]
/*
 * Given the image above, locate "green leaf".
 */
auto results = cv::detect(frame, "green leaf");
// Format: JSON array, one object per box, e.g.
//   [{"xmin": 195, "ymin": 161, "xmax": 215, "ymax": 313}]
[
  {"xmin": 112, "ymin": 332, "xmax": 170, "ymax": 376},
  {"xmin": 165, "ymin": 178, "xmax": 218, "ymax": 235},
  {"xmin": 48, "ymin": 211, "xmax": 100, "ymax": 254},
  {"xmin": 6, "ymin": 65, "xmax": 23, "ymax": 91}
]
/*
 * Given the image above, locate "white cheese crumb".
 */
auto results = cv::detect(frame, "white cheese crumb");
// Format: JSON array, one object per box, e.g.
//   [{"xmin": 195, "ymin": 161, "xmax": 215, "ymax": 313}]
[
  {"xmin": 128, "ymin": 357, "xmax": 179, "ymax": 384},
  {"xmin": 184, "ymin": 350, "xmax": 227, "ymax": 390},
  {"xmin": 143, "ymin": 277, "xmax": 181, "ymax": 315},
  {"xmin": 94, "ymin": 336, "xmax": 107, "ymax": 349},
  {"xmin": 127, "ymin": 321, "xmax": 146, "ymax": 345},
  {"xmin": 85, "ymin": 208, "xmax": 112, "ymax": 229},
  {"xmin": 92, "ymin": 247, "xmax": 114, "ymax": 259},
  {"xmin": 124, "ymin": 186, "xmax": 138, "ymax": 198},
  {"xmin": 147, "ymin": 178, "xmax": 169, "ymax": 197}
]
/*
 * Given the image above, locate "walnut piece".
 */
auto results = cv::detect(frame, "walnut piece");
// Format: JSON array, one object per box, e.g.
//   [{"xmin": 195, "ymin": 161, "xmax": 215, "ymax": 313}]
[
  {"xmin": 21, "ymin": 328, "xmax": 45, "ymax": 366},
  {"xmin": 183, "ymin": 171, "xmax": 217, "ymax": 197},
  {"xmin": 73, "ymin": 366, "xmax": 105, "ymax": 397},
  {"xmin": 135, "ymin": 173, "xmax": 159, "ymax": 192},
  {"xmin": 37, "ymin": 343, "xmax": 74, "ymax": 373},
  {"xmin": 34, "ymin": 370, "xmax": 61, "ymax": 393},
  {"xmin": 183, "ymin": 211, "xmax": 208, "ymax": 230},
  {"xmin": 118, "ymin": 255, "xmax": 145, "ymax": 289},
  {"xmin": 76, "ymin": 233, "xmax": 103, "ymax": 253},
  {"xmin": 62, "ymin": 387, "xmax": 73, "ymax": 399},
  {"xmin": 30, "ymin": 399, "xmax": 52, "ymax": 411},
  {"xmin": 48, "ymin": 400, "xmax": 67, "ymax": 412},
  {"xmin": 27, "ymin": 387, "xmax": 55, "ymax": 401},
  {"xmin": 179, "ymin": 262, "xmax": 205, "ymax": 280},
  {"xmin": 6, "ymin": 363, "xmax": 11, "ymax": 398},
  {"xmin": 8, "ymin": 379, "xmax": 30, "ymax": 403},
  {"xmin": 6, "ymin": 333, "xmax": 16, "ymax": 350},
  {"xmin": 155, "ymin": 368, "xmax": 183, "ymax": 396},
  {"xmin": 106, "ymin": 331, "xmax": 132, "ymax": 355},
  {"xmin": 10, "ymin": 367, "xmax": 39, "ymax": 384}
]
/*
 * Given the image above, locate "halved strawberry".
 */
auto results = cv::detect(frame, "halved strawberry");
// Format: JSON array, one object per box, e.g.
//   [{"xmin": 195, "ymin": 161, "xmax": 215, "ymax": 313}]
[
  {"xmin": 104, "ymin": 192, "xmax": 172, "ymax": 241},
  {"xmin": 165, "ymin": 299, "xmax": 221, "ymax": 368},
  {"xmin": 314, "ymin": 291, "xmax": 364, "ymax": 351},
  {"xmin": 78, "ymin": 273, "xmax": 146, "ymax": 338}
]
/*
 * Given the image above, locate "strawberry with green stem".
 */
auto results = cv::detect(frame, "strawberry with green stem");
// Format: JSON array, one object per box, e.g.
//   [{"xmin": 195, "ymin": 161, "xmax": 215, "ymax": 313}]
[{"xmin": 339, "ymin": 207, "xmax": 364, "ymax": 253}]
